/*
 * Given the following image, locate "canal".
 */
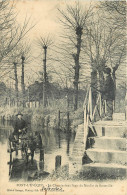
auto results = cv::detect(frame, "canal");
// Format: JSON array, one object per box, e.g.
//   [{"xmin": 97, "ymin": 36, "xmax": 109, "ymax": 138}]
[{"xmin": 0, "ymin": 121, "xmax": 75, "ymax": 181}]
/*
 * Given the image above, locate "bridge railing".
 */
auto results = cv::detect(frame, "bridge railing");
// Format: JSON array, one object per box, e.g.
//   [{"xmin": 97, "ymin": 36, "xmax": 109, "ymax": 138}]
[
  {"xmin": 83, "ymin": 86, "xmax": 92, "ymax": 150},
  {"xmin": 83, "ymin": 86, "xmax": 106, "ymax": 150}
]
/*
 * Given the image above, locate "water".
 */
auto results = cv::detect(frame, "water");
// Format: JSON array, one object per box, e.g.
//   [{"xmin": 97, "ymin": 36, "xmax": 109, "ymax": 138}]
[{"xmin": 0, "ymin": 122, "xmax": 75, "ymax": 181}]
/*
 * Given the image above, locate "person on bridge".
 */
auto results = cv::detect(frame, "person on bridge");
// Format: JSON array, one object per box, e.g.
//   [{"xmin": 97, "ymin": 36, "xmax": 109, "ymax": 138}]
[{"xmin": 102, "ymin": 67, "xmax": 115, "ymax": 120}]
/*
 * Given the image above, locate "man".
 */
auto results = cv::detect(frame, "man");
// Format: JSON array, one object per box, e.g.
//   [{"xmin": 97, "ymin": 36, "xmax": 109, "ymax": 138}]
[
  {"xmin": 102, "ymin": 67, "xmax": 115, "ymax": 120},
  {"xmin": 13, "ymin": 112, "xmax": 27, "ymax": 139}
]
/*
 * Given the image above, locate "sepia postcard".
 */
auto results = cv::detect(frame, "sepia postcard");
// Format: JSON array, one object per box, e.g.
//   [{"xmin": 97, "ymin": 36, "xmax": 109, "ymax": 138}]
[{"xmin": 0, "ymin": 0, "xmax": 126, "ymax": 194}]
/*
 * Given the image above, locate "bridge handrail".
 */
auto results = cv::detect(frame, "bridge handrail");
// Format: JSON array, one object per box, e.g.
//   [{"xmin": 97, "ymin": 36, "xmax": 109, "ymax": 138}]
[
  {"xmin": 83, "ymin": 85, "xmax": 90, "ymax": 109},
  {"xmin": 83, "ymin": 86, "xmax": 93, "ymax": 150},
  {"xmin": 83, "ymin": 86, "xmax": 127, "ymax": 151},
  {"xmin": 83, "ymin": 86, "xmax": 104, "ymax": 150}
]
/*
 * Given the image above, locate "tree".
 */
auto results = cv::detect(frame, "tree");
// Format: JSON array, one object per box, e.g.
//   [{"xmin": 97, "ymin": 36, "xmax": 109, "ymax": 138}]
[
  {"xmin": 0, "ymin": 0, "xmax": 35, "ymax": 107},
  {"xmin": 0, "ymin": 0, "xmax": 35, "ymax": 71},
  {"xmin": 57, "ymin": 2, "xmax": 93, "ymax": 110},
  {"xmin": 99, "ymin": 1, "xmax": 126, "ymax": 87},
  {"xmin": 37, "ymin": 35, "xmax": 53, "ymax": 107},
  {"xmin": 0, "ymin": 0, "xmax": 14, "ymax": 62},
  {"xmin": 99, "ymin": 1, "xmax": 126, "ymax": 29},
  {"xmin": 82, "ymin": 2, "xmax": 126, "ymax": 106},
  {"xmin": 6, "ymin": 42, "xmax": 31, "ymax": 106},
  {"xmin": 4, "ymin": 45, "xmax": 21, "ymax": 105},
  {"xmin": 20, "ymin": 43, "xmax": 31, "ymax": 107}
]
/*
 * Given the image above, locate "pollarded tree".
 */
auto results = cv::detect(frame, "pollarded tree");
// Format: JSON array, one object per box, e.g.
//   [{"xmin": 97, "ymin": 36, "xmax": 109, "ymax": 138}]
[
  {"xmin": 57, "ymin": 2, "xmax": 93, "ymax": 110},
  {"xmin": 6, "ymin": 42, "xmax": 31, "ymax": 106},
  {"xmin": 19, "ymin": 42, "xmax": 32, "ymax": 107},
  {"xmin": 37, "ymin": 35, "xmax": 53, "ymax": 107}
]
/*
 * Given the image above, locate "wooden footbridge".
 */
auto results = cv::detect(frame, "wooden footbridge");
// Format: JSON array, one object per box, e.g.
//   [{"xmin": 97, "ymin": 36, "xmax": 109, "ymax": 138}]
[{"xmin": 70, "ymin": 87, "xmax": 127, "ymax": 178}]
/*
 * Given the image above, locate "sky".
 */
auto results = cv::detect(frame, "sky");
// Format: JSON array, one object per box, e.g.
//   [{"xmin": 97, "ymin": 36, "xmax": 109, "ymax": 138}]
[
  {"xmin": 14, "ymin": 0, "xmax": 61, "ymax": 87},
  {"xmin": 3, "ymin": 0, "xmax": 62, "ymax": 87},
  {"xmin": 6, "ymin": 0, "xmax": 92, "ymax": 88},
  {"xmin": 15, "ymin": 0, "xmax": 61, "ymax": 38},
  {"xmin": 15, "ymin": 0, "xmax": 92, "ymax": 40},
  {"xmin": 3, "ymin": 0, "xmax": 125, "ymax": 89}
]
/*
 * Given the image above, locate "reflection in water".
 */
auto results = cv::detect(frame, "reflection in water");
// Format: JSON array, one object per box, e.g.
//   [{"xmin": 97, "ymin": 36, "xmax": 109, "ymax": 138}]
[
  {"xmin": 9, "ymin": 158, "xmax": 49, "ymax": 181},
  {"xmin": 0, "ymin": 122, "xmax": 75, "ymax": 181}
]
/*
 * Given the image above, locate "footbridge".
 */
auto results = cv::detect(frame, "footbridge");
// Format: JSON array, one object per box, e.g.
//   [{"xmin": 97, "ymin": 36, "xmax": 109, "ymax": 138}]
[{"xmin": 70, "ymin": 87, "xmax": 127, "ymax": 178}]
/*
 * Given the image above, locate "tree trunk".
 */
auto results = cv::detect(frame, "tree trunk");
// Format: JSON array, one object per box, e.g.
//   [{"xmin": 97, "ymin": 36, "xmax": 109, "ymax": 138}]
[
  {"xmin": 98, "ymin": 71, "xmax": 104, "ymax": 95},
  {"xmin": 112, "ymin": 70, "xmax": 116, "ymax": 110},
  {"xmin": 21, "ymin": 56, "xmax": 25, "ymax": 107},
  {"xmin": 73, "ymin": 26, "xmax": 82, "ymax": 111},
  {"xmin": 43, "ymin": 46, "xmax": 48, "ymax": 107},
  {"xmin": 13, "ymin": 62, "xmax": 18, "ymax": 106},
  {"xmin": 112, "ymin": 70, "xmax": 116, "ymax": 98},
  {"xmin": 28, "ymin": 87, "xmax": 30, "ymax": 107},
  {"xmin": 91, "ymin": 70, "xmax": 97, "ymax": 111}
]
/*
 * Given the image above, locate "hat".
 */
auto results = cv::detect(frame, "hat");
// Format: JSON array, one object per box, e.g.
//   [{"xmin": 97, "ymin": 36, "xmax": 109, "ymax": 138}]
[
  {"xmin": 104, "ymin": 67, "xmax": 111, "ymax": 74},
  {"xmin": 16, "ymin": 111, "xmax": 23, "ymax": 116}
]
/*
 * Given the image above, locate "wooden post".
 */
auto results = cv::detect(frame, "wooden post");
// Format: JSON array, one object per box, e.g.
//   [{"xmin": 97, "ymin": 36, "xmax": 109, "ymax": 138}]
[
  {"xmin": 9, "ymin": 164, "xmax": 12, "ymax": 176},
  {"xmin": 104, "ymin": 100, "xmax": 107, "ymax": 114},
  {"xmin": 58, "ymin": 110, "xmax": 60, "ymax": 130},
  {"xmin": 113, "ymin": 100, "xmax": 115, "ymax": 113},
  {"xmin": 84, "ymin": 114, "xmax": 89, "ymax": 150},
  {"xmin": 16, "ymin": 147, "xmax": 18, "ymax": 156},
  {"xmin": 3, "ymin": 115, "xmax": 5, "ymax": 125},
  {"xmin": 100, "ymin": 94, "xmax": 102, "ymax": 117},
  {"xmin": 84, "ymin": 105, "xmax": 86, "ymax": 124},
  {"xmin": 84, "ymin": 105, "xmax": 87, "ymax": 148},
  {"xmin": 89, "ymin": 87, "xmax": 92, "ymax": 119},
  {"xmin": 102, "ymin": 127, "xmax": 105, "ymax": 136},
  {"xmin": 10, "ymin": 151, "xmax": 12, "ymax": 163},
  {"xmin": 40, "ymin": 148, "xmax": 44, "ymax": 161},
  {"xmin": 55, "ymin": 155, "xmax": 61, "ymax": 171},
  {"xmin": 67, "ymin": 112, "xmax": 70, "ymax": 131},
  {"xmin": 39, "ymin": 161, "xmax": 44, "ymax": 171}
]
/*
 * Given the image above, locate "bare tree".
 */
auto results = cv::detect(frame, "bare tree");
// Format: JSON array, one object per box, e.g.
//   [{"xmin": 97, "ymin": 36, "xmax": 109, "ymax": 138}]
[
  {"xmin": 37, "ymin": 35, "xmax": 53, "ymax": 107},
  {"xmin": 0, "ymin": 0, "xmax": 35, "ymax": 66},
  {"xmin": 4, "ymin": 45, "xmax": 21, "ymax": 105},
  {"xmin": 19, "ymin": 43, "xmax": 31, "ymax": 107},
  {"xmin": 0, "ymin": 0, "xmax": 35, "ymax": 108},
  {"xmin": 6, "ymin": 42, "xmax": 31, "ymax": 107},
  {"xmin": 82, "ymin": 2, "xmax": 126, "ymax": 106},
  {"xmin": 99, "ymin": 1, "xmax": 126, "ymax": 86},
  {"xmin": 57, "ymin": 2, "xmax": 93, "ymax": 110},
  {"xmin": 99, "ymin": 1, "xmax": 126, "ymax": 29}
]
